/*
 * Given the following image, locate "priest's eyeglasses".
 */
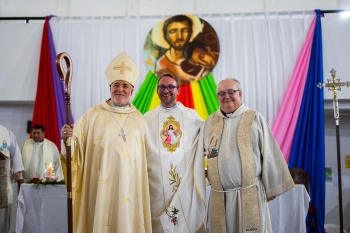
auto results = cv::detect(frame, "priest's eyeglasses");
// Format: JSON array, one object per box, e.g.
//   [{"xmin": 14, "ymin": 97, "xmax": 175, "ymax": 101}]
[
  {"xmin": 217, "ymin": 89, "xmax": 240, "ymax": 98},
  {"xmin": 158, "ymin": 85, "xmax": 178, "ymax": 92}
]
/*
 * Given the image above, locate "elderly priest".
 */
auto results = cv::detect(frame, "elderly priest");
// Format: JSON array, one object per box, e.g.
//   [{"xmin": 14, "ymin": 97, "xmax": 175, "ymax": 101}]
[{"xmin": 61, "ymin": 52, "xmax": 151, "ymax": 233}]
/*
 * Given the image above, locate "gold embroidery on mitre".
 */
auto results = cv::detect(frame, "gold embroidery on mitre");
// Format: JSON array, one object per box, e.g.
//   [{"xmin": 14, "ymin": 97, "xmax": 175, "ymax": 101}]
[
  {"xmin": 113, "ymin": 61, "xmax": 132, "ymax": 74},
  {"xmin": 105, "ymin": 51, "xmax": 140, "ymax": 86},
  {"xmin": 160, "ymin": 115, "xmax": 182, "ymax": 153}
]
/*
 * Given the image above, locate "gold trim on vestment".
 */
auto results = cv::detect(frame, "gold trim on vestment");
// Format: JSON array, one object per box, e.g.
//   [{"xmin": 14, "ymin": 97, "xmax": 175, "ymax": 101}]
[
  {"xmin": 207, "ymin": 157, "xmax": 226, "ymax": 233},
  {"xmin": 207, "ymin": 113, "xmax": 226, "ymax": 233},
  {"xmin": 237, "ymin": 110, "xmax": 260, "ymax": 233},
  {"xmin": 0, "ymin": 158, "xmax": 9, "ymax": 208},
  {"xmin": 208, "ymin": 110, "xmax": 261, "ymax": 233},
  {"xmin": 208, "ymin": 113, "xmax": 223, "ymax": 159}
]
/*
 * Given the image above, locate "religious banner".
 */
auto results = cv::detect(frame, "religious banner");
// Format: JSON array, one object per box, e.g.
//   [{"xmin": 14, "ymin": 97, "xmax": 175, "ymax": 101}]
[{"xmin": 133, "ymin": 14, "xmax": 220, "ymax": 119}]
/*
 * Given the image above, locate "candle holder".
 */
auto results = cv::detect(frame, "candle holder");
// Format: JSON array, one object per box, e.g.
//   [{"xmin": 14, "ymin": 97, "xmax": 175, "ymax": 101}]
[{"xmin": 44, "ymin": 162, "xmax": 55, "ymax": 180}]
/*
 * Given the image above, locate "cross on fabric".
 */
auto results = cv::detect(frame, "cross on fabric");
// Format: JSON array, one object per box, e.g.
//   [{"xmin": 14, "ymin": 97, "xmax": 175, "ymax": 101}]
[{"xmin": 113, "ymin": 61, "xmax": 132, "ymax": 74}]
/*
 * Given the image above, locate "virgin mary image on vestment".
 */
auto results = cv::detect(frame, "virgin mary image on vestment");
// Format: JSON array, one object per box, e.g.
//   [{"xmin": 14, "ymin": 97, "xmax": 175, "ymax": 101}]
[{"xmin": 143, "ymin": 14, "xmax": 220, "ymax": 83}]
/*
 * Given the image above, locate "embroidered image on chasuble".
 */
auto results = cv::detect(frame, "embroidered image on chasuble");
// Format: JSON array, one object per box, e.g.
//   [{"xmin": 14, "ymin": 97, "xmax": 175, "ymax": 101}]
[
  {"xmin": 160, "ymin": 115, "xmax": 182, "ymax": 152},
  {"xmin": 145, "ymin": 103, "xmax": 206, "ymax": 233},
  {"xmin": 203, "ymin": 104, "xmax": 294, "ymax": 233}
]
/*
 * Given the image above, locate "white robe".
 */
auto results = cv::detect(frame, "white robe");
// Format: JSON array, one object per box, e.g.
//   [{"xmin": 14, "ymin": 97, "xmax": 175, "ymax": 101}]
[
  {"xmin": 21, "ymin": 138, "xmax": 64, "ymax": 181},
  {"xmin": 145, "ymin": 103, "xmax": 206, "ymax": 233},
  {"xmin": 202, "ymin": 104, "xmax": 294, "ymax": 233},
  {"xmin": 0, "ymin": 125, "xmax": 24, "ymax": 233}
]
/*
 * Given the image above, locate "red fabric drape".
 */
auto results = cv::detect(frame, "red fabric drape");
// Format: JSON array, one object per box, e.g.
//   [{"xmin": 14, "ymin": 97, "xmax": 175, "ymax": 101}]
[
  {"xmin": 177, "ymin": 84, "xmax": 194, "ymax": 109},
  {"xmin": 31, "ymin": 17, "xmax": 60, "ymax": 147}
]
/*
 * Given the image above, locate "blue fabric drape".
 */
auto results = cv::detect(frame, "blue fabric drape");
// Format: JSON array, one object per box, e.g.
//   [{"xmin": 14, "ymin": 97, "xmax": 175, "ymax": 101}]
[{"xmin": 288, "ymin": 10, "xmax": 325, "ymax": 233}]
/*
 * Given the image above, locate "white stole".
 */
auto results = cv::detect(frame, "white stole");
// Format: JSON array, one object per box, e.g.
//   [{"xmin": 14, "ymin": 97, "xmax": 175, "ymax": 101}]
[{"xmin": 21, "ymin": 139, "xmax": 55, "ymax": 180}]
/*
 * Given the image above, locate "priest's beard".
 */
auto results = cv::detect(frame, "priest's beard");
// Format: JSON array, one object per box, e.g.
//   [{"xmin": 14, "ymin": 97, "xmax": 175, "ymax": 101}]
[{"xmin": 160, "ymin": 93, "xmax": 176, "ymax": 107}]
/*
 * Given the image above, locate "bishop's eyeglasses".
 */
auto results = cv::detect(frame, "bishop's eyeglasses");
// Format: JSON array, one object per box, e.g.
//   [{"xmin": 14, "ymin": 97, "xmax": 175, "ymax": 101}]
[
  {"xmin": 157, "ymin": 85, "xmax": 178, "ymax": 92},
  {"xmin": 217, "ymin": 89, "xmax": 240, "ymax": 98}
]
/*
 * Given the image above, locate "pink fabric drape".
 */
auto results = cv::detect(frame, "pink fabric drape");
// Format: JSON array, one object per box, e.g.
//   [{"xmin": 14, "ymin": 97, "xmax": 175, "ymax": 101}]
[{"xmin": 272, "ymin": 15, "xmax": 316, "ymax": 162}]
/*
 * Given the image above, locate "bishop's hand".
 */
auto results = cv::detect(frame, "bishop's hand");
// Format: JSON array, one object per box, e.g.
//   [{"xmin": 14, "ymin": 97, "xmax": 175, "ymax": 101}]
[{"xmin": 61, "ymin": 124, "xmax": 74, "ymax": 141}]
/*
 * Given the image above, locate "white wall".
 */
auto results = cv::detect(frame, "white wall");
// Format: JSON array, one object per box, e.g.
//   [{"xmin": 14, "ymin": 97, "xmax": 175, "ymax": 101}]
[
  {"xmin": 324, "ymin": 110, "xmax": 350, "ymax": 231},
  {"xmin": 0, "ymin": 102, "xmax": 33, "ymax": 147},
  {"xmin": 0, "ymin": 0, "xmax": 349, "ymax": 17},
  {"xmin": 0, "ymin": 23, "xmax": 41, "ymax": 101}
]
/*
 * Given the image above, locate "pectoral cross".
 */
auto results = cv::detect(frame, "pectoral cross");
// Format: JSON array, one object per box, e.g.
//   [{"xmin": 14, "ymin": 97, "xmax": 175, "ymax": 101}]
[
  {"xmin": 317, "ymin": 68, "xmax": 350, "ymax": 233},
  {"xmin": 317, "ymin": 69, "xmax": 350, "ymax": 120},
  {"xmin": 119, "ymin": 128, "xmax": 127, "ymax": 142}
]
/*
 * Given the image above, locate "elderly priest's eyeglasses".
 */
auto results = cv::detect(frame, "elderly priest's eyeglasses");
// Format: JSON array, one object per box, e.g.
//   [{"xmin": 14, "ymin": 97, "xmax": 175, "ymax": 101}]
[
  {"xmin": 217, "ymin": 89, "xmax": 240, "ymax": 98},
  {"xmin": 157, "ymin": 85, "xmax": 178, "ymax": 92}
]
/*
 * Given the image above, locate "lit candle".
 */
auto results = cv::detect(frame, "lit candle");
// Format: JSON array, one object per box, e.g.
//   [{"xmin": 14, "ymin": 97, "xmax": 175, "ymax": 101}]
[{"xmin": 47, "ymin": 162, "xmax": 53, "ymax": 177}]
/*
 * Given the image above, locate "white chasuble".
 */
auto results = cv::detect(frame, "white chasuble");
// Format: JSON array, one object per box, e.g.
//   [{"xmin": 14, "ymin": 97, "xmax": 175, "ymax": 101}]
[
  {"xmin": 61, "ymin": 101, "xmax": 151, "ymax": 233},
  {"xmin": 145, "ymin": 103, "xmax": 206, "ymax": 233},
  {"xmin": 202, "ymin": 104, "xmax": 294, "ymax": 233},
  {"xmin": 21, "ymin": 139, "xmax": 64, "ymax": 181}
]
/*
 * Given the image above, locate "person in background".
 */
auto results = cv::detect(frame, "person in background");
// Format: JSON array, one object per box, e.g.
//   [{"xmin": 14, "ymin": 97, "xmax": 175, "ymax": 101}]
[
  {"xmin": 0, "ymin": 124, "xmax": 24, "ymax": 233},
  {"xmin": 19, "ymin": 124, "xmax": 63, "ymax": 181}
]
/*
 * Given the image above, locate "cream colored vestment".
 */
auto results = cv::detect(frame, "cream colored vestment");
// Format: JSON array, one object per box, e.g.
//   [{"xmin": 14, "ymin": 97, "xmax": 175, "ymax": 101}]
[{"xmin": 61, "ymin": 101, "xmax": 151, "ymax": 233}]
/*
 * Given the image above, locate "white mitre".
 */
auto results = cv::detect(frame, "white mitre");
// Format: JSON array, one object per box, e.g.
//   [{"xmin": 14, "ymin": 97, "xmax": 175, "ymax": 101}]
[{"xmin": 105, "ymin": 51, "xmax": 140, "ymax": 86}]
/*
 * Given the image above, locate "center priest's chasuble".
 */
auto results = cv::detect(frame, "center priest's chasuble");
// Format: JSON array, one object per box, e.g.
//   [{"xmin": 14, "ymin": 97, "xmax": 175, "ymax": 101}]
[{"xmin": 145, "ymin": 103, "xmax": 206, "ymax": 233}]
